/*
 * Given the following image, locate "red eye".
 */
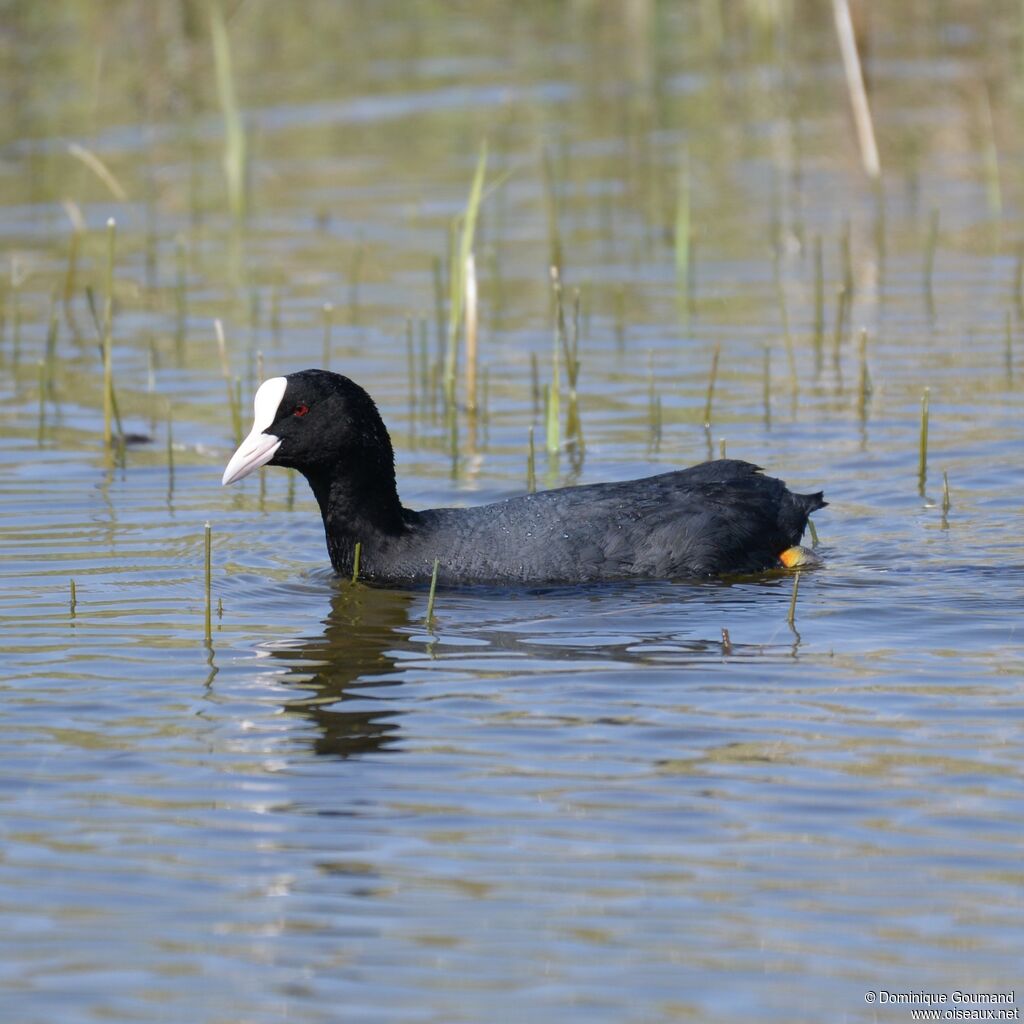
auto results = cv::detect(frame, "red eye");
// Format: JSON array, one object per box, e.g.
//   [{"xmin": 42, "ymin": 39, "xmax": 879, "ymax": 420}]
[{"xmin": 293, "ymin": 404, "xmax": 309, "ymax": 418}]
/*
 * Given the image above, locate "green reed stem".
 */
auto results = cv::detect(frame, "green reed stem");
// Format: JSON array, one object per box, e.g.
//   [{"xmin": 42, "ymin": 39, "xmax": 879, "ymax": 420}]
[
  {"xmin": 546, "ymin": 350, "xmax": 561, "ymax": 455},
  {"xmin": 647, "ymin": 349, "xmax": 656, "ymax": 421},
  {"xmin": 651, "ymin": 395, "xmax": 662, "ymax": 452},
  {"xmin": 63, "ymin": 223, "xmax": 82, "ymax": 331},
  {"xmin": 813, "ymin": 234, "xmax": 824, "ymax": 363},
  {"xmin": 552, "ymin": 269, "xmax": 568, "ymax": 375},
  {"xmin": 102, "ymin": 217, "xmax": 116, "ymax": 446},
  {"xmin": 85, "ymin": 286, "xmax": 125, "ymax": 439},
  {"xmin": 166, "ymin": 404, "xmax": 175, "ymax": 485},
  {"xmin": 1014, "ymin": 246, "xmax": 1023, "ymax": 318},
  {"xmin": 214, "ymin": 319, "xmax": 242, "ymax": 445},
  {"xmin": 351, "ymin": 541, "xmax": 361, "ymax": 584},
  {"xmin": 942, "ymin": 471, "xmax": 951, "ymax": 514},
  {"xmin": 918, "ymin": 386, "xmax": 930, "ymax": 489},
  {"xmin": 465, "ymin": 252, "xmax": 478, "ymax": 414},
  {"xmin": 418, "ymin": 318, "xmax": 429, "ymax": 405},
  {"xmin": 570, "ymin": 287, "xmax": 581, "ymax": 388},
  {"xmin": 425, "ymin": 558, "xmax": 440, "ymax": 626},
  {"xmin": 69, "ymin": 578, "xmax": 77, "ymax": 617},
  {"xmin": 675, "ymin": 149, "xmax": 691, "ymax": 324},
  {"xmin": 444, "ymin": 143, "xmax": 487, "ymax": 405},
  {"xmin": 12, "ymin": 285, "xmax": 20, "ymax": 362},
  {"xmin": 787, "ymin": 571, "xmax": 801, "ymax": 626},
  {"xmin": 840, "ymin": 219, "xmax": 854, "ymax": 299},
  {"xmin": 37, "ymin": 360, "xmax": 45, "ymax": 443},
  {"xmin": 349, "ymin": 236, "xmax": 364, "ymax": 325},
  {"xmin": 432, "ymin": 255, "xmax": 446, "ymax": 359},
  {"xmin": 979, "ymin": 85, "xmax": 1002, "ymax": 224},
  {"xmin": 808, "ymin": 518, "xmax": 820, "ymax": 546},
  {"xmin": 47, "ymin": 288, "xmax": 62, "ymax": 365},
  {"xmin": 703, "ymin": 342, "xmax": 721, "ymax": 427},
  {"xmin": 175, "ymin": 235, "xmax": 187, "ymax": 348},
  {"xmin": 857, "ymin": 328, "xmax": 871, "ymax": 420},
  {"xmin": 527, "ymin": 425, "xmax": 536, "ymax": 493},
  {"xmin": 204, "ymin": 522, "xmax": 212, "ymax": 644},
  {"xmin": 406, "ymin": 318, "xmax": 417, "ymax": 417},
  {"xmin": 832, "ymin": 285, "xmax": 848, "ymax": 358},
  {"xmin": 211, "ymin": 1, "xmax": 247, "ymax": 222}
]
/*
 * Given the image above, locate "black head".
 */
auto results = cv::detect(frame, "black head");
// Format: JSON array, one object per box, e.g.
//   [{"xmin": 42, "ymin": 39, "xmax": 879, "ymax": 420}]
[{"xmin": 222, "ymin": 369, "xmax": 395, "ymax": 486}]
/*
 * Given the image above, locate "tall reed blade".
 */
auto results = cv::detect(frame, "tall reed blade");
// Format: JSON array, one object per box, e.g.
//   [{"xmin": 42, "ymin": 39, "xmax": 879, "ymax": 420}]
[
  {"xmin": 979, "ymin": 85, "xmax": 1002, "ymax": 227},
  {"xmin": 37, "ymin": 360, "xmax": 45, "ymax": 443},
  {"xmin": 214, "ymin": 319, "xmax": 242, "ymax": 444},
  {"xmin": 546, "ymin": 338, "xmax": 561, "ymax": 455},
  {"xmin": 675, "ymin": 150, "xmax": 691, "ymax": 325},
  {"xmin": 432, "ymin": 255, "xmax": 446, "ymax": 358},
  {"xmin": 211, "ymin": 2, "xmax": 247, "ymax": 222},
  {"xmin": 832, "ymin": 285, "xmax": 848, "ymax": 375},
  {"xmin": 464, "ymin": 252, "xmax": 479, "ymax": 413},
  {"xmin": 166, "ymin": 403, "xmax": 175, "ymax": 491},
  {"xmin": 832, "ymin": 0, "xmax": 881, "ymax": 180},
  {"xmin": 1014, "ymin": 245, "xmax": 1023, "ymax": 318},
  {"xmin": 61, "ymin": 200, "xmax": 85, "ymax": 332},
  {"xmin": 703, "ymin": 342, "xmax": 721, "ymax": 428},
  {"xmin": 204, "ymin": 522, "xmax": 212, "ymax": 644},
  {"xmin": 840, "ymin": 219, "xmax": 854, "ymax": 299},
  {"xmin": 787, "ymin": 571, "xmax": 801, "ymax": 626},
  {"xmin": 857, "ymin": 328, "xmax": 871, "ymax": 421},
  {"xmin": 444, "ymin": 143, "xmax": 487, "ymax": 405},
  {"xmin": 425, "ymin": 558, "xmax": 440, "ymax": 626},
  {"xmin": 918, "ymin": 386, "xmax": 930, "ymax": 492},
  {"xmin": 813, "ymin": 235, "xmax": 824, "ymax": 368},
  {"xmin": 527, "ymin": 425, "xmax": 536, "ymax": 493},
  {"xmin": 175, "ymin": 235, "xmax": 187, "ymax": 351},
  {"xmin": 102, "ymin": 218, "xmax": 116, "ymax": 447}
]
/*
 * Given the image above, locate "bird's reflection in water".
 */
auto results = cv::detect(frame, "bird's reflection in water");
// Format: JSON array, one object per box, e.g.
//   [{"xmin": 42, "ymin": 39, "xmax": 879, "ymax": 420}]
[{"xmin": 268, "ymin": 583, "xmax": 416, "ymax": 758}]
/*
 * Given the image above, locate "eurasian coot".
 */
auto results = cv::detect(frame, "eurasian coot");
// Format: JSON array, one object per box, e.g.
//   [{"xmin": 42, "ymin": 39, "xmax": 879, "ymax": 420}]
[{"xmin": 222, "ymin": 369, "xmax": 825, "ymax": 584}]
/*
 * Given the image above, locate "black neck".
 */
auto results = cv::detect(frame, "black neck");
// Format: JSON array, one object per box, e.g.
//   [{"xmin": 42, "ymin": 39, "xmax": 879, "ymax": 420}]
[{"xmin": 305, "ymin": 460, "xmax": 409, "ymax": 575}]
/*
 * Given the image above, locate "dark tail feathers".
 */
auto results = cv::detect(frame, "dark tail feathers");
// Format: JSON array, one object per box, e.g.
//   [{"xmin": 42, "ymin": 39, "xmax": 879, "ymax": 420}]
[
  {"xmin": 781, "ymin": 490, "xmax": 827, "ymax": 545},
  {"xmin": 799, "ymin": 491, "xmax": 827, "ymax": 515}
]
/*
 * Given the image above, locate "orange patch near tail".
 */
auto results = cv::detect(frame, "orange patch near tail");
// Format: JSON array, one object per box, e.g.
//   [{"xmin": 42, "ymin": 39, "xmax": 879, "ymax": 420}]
[{"xmin": 779, "ymin": 545, "xmax": 820, "ymax": 569}]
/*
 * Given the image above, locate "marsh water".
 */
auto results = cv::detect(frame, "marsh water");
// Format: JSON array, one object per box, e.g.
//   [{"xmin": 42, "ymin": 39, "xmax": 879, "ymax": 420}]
[{"xmin": 2, "ymin": 3, "xmax": 1023, "ymax": 1021}]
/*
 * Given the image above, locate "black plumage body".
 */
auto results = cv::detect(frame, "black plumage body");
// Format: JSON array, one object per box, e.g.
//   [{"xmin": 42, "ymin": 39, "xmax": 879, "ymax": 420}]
[
  {"xmin": 319, "ymin": 460, "xmax": 824, "ymax": 585},
  {"xmin": 223, "ymin": 370, "xmax": 826, "ymax": 586}
]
